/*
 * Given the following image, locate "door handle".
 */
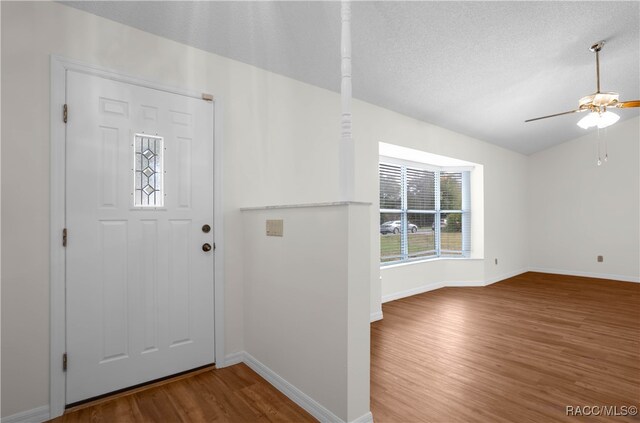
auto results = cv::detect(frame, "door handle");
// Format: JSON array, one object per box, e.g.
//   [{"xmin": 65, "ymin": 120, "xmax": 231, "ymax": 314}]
[{"xmin": 202, "ymin": 243, "xmax": 212, "ymax": 252}]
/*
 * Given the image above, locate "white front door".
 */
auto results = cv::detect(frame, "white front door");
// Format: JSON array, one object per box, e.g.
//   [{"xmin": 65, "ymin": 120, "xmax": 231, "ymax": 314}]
[{"xmin": 65, "ymin": 70, "xmax": 215, "ymax": 404}]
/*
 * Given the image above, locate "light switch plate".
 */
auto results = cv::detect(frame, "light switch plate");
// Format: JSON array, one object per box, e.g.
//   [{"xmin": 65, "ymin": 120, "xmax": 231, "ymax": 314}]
[{"xmin": 266, "ymin": 219, "xmax": 283, "ymax": 237}]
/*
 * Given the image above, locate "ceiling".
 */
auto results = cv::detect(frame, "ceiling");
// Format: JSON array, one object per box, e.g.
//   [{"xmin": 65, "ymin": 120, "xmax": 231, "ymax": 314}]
[{"xmin": 62, "ymin": 1, "xmax": 640, "ymax": 155}]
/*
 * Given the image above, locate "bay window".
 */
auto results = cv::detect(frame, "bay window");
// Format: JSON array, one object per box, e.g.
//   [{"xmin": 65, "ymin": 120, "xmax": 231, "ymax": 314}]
[{"xmin": 380, "ymin": 161, "xmax": 470, "ymax": 264}]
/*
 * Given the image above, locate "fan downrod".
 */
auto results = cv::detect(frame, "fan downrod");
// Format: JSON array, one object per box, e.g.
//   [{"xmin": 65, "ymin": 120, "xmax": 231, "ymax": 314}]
[{"xmin": 589, "ymin": 40, "xmax": 606, "ymax": 92}]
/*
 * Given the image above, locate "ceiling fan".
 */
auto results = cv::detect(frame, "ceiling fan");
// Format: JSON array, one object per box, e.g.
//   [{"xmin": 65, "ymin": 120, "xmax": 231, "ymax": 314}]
[{"xmin": 525, "ymin": 40, "xmax": 640, "ymax": 129}]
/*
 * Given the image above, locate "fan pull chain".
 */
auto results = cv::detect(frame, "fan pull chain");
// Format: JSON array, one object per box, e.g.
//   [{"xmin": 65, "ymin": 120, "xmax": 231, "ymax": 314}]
[
  {"xmin": 597, "ymin": 127, "xmax": 602, "ymax": 166},
  {"xmin": 604, "ymin": 127, "xmax": 609, "ymax": 162}
]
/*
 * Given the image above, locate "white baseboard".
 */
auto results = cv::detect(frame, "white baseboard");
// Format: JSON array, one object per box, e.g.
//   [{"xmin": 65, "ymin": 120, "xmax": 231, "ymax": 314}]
[
  {"xmin": 528, "ymin": 267, "xmax": 640, "ymax": 283},
  {"xmin": 484, "ymin": 268, "xmax": 529, "ymax": 286},
  {"xmin": 381, "ymin": 268, "xmax": 529, "ymax": 303},
  {"xmin": 370, "ymin": 310, "xmax": 383, "ymax": 322},
  {"xmin": 1, "ymin": 405, "xmax": 50, "ymax": 423},
  {"xmin": 445, "ymin": 280, "xmax": 485, "ymax": 287},
  {"xmin": 381, "ymin": 266, "xmax": 638, "ymax": 304},
  {"xmin": 228, "ymin": 351, "xmax": 371, "ymax": 423},
  {"xmin": 241, "ymin": 351, "xmax": 345, "ymax": 422},
  {"xmin": 381, "ymin": 281, "xmax": 445, "ymax": 303},
  {"xmin": 221, "ymin": 351, "xmax": 244, "ymax": 367},
  {"xmin": 350, "ymin": 411, "xmax": 374, "ymax": 423}
]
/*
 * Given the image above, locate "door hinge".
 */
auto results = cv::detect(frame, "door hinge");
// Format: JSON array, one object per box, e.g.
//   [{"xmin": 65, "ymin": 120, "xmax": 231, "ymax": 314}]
[
  {"xmin": 63, "ymin": 353, "xmax": 68, "ymax": 371},
  {"xmin": 62, "ymin": 228, "xmax": 67, "ymax": 247},
  {"xmin": 202, "ymin": 93, "xmax": 214, "ymax": 102},
  {"xmin": 63, "ymin": 104, "xmax": 68, "ymax": 123}
]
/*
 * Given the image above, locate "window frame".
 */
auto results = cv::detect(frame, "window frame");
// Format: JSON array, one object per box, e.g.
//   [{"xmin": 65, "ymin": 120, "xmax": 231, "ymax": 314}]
[{"xmin": 380, "ymin": 157, "xmax": 471, "ymax": 266}]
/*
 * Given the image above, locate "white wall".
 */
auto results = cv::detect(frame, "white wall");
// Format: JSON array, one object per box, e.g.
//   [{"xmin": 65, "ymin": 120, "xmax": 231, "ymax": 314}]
[
  {"xmin": 528, "ymin": 117, "xmax": 640, "ymax": 282},
  {"xmin": 352, "ymin": 101, "xmax": 530, "ymax": 309},
  {"xmin": 241, "ymin": 204, "xmax": 370, "ymax": 422},
  {"xmin": 1, "ymin": 1, "xmax": 344, "ymax": 417}
]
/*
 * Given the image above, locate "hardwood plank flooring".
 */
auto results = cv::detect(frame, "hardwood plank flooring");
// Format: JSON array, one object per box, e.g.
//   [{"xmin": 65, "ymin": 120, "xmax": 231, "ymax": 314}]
[
  {"xmin": 371, "ymin": 272, "xmax": 640, "ymax": 422},
  {"xmin": 49, "ymin": 272, "xmax": 638, "ymax": 422},
  {"xmin": 49, "ymin": 363, "xmax": 315, "ymax": 423}
]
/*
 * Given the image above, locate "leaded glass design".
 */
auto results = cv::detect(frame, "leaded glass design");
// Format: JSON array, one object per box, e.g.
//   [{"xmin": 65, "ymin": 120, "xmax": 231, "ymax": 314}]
[{"xmin": 134, "ymin": 134, "xmax": 164, "ymax": 207}]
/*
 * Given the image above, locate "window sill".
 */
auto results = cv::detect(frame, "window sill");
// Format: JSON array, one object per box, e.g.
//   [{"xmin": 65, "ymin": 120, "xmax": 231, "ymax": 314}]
[{"xmin": 381, "ymin": 256, "xmax": 484, "ymax": 269}]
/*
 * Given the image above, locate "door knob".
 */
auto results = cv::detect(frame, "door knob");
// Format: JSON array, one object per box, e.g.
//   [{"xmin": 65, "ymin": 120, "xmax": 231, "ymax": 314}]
[{"xmin": 202, "ymin": 243, "xmax": 212, "ymax": 252}]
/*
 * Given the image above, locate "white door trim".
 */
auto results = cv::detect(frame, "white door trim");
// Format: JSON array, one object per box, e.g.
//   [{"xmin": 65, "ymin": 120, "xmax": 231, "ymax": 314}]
[{"xmin": 49, "ymin": 55, "xmax": 225, "ymax": 418}]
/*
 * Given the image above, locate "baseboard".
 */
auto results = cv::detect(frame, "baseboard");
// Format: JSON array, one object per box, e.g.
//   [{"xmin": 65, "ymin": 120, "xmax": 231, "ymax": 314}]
[
  {"xmin": 381, "ymin": 268, "xmax": 529, "ymax": 303},
  {"xmin": 241, "ymin": 351, "xmax": 347, "ymax": 422},
  {"xmin": 1, "ymin": 405, "xmax": 50, "ymax": 423},
  {"xmin": 227, "ymin": 351, "xmax": 372, "ymax": 422},
  {"xmin": 528, "ymin": 267, "xmax": 640, "ymax": 283},
  {"xmin": 484, "ymin": 268, "xmax": 529, "ymax": 286},
  {"xmin": 350, "ymin": 411, "xmax": 374, "ymax": 423},
  {"xmin": 222, "ymin": 351, "xmax": 244, "ymax": 367},
  {"xmin": 381, "ymin": 281, "xmax": 445, "ymax": 303},
  {"xmin": 445, "ymin": 280, "xmax": 485, "ymax": 287},
  {"xmin": 370, "ymin": 310, "xmax": 383, "ymax": 322}
]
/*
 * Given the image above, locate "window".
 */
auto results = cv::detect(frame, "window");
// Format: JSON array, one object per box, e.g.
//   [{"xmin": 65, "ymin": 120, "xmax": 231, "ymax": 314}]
[
  {"xmin": 134, "ymin": 134, "xmax": 164, "ymax": 207},
  {"xmin": 380, "ymin": 161, "xmax": 470, "ymax": 264}
]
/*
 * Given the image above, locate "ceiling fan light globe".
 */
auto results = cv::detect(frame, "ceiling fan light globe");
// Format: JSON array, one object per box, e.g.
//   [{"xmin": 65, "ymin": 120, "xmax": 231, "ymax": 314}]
[
  {"xmin": 576, "ymin": 111, "xmax": 620, "ymax": 130},
  {"xmin": 597, "ymin": 111, "xmax": 620, "ymax": 128},
  {"xmin": 577, "ymin": 112, "xmax": 599, "ymax": 129}
]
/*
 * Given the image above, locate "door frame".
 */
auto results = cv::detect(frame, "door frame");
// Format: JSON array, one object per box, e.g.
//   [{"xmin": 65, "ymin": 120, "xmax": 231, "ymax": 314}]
[{"xmin": 49, "ymin": 55, "xmax": 225, "ymax": 418}]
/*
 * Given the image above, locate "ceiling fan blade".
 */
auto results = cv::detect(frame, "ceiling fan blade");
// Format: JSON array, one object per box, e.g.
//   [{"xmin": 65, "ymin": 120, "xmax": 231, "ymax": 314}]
[
  {"xmin": 615, "ymin": 100, "xmax": 640, "ymax": 108},
  {"xmin": 525, "ymin": 109, "xmax": 586, "ymax": 123}
]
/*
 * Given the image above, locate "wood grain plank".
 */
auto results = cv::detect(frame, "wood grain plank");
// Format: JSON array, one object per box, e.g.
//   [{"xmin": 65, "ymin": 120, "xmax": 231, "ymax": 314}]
[
  {"xmin": 49, "ymin": 363, "xmax": 315, "ymax": 423},
  {"xmin": 371, "ymin": 272, "xmax": 640, "ymax": 422}
]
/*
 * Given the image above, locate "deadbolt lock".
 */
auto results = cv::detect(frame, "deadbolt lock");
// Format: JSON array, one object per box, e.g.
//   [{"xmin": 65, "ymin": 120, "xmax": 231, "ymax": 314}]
[{"xmin": 202, "ymin": 224, "xmax": 211, "ymax": 233}]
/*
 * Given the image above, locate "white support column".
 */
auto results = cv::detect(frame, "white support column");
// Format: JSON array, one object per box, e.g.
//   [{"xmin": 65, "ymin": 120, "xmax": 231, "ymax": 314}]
[
  {"xmin": 339, "ymin": 4, "xmax": 372, "ymax": 422},
  {"xmin": 339, "ymin": 0, "xmax": 355, "ymax": 201}
]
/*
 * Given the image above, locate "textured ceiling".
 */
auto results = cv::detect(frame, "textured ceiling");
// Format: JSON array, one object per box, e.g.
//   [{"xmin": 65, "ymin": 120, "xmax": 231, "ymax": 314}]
[{"xmin": 62, "ymin": 1, "xmax": 640, "ymax": 154}]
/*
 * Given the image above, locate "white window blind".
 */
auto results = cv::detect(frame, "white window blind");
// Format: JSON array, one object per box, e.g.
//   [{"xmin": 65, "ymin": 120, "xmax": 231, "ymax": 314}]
[
  {"xmin": 380, "ymin": 162, "xmax": 470, "ymax": 264},
  {"xmin": 379, "ymin": 164, "xmax": 402, "ymax": 210},
  {"xmin": 405, "ymin": 167, "xmax": 436, "ymax": 260}
]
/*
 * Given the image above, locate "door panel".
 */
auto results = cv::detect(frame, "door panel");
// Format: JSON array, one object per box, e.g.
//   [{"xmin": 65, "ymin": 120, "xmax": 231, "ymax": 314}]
[
  {"xmin": 99, "ymin": 220, "xmax": 129, "ymax": 363},
  {"xmin": 140, "ymin": 219, "xmax": 159, "ymax": 353},
  {"xmin": 168, "ymin": 219, "xmax": 192, "ymax": 346},
  {"xmin": 65, "ymin": 71, "xmax": 214, "ymax": 404}
]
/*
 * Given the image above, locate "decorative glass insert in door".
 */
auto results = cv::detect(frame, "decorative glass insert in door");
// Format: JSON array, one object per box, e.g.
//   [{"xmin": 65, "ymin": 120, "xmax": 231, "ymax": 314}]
[{"xmin": 134, "ymin": 134, "xmax": 164, "ymax": 207}]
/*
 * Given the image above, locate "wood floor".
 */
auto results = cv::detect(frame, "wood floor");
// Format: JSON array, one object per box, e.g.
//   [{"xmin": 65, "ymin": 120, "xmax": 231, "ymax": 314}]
[
  {"xmin": 371, "ymin": 272, "xmax": 640, "ymax": 422},
  {"xmin": 50, "ymin": 272, "xmax": 639, "ymax": 422},
  {"xmin": 49, "ymin": 363, "xmax": 315, "ymax": 423}
]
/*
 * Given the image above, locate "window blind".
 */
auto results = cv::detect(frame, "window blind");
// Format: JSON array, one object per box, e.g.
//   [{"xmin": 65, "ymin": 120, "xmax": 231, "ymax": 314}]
[
  {"xmin": 379, "ymin": 163, "xmax": 402, "ymax": 210},
  {"xmin": 380, "ymin": 162, "xmax": 471, "ymax": 264}
]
